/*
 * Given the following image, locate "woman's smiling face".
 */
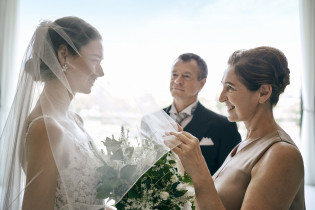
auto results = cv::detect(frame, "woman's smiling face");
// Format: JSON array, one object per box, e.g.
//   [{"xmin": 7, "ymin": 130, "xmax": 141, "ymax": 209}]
[
  {"xmin": 219, "ymin": 66, "xmax": 260, "ymax": 123},
  {"xmin": 66, "ymin": 39, "xmax": 104, "ymax": 94}
]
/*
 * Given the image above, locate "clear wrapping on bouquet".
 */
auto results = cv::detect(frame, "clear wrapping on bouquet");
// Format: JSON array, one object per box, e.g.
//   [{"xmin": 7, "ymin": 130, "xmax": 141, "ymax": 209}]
[{"xmin": 77, "ymin": 85, "xmax": 180, "ymax": 204}]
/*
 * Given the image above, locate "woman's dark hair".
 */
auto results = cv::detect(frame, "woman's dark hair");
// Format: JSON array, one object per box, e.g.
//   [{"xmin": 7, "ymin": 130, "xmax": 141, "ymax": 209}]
[
  {"xmin": 228, "ymin": 46, "xmax": 290, "ymax": 106},
  {"xmin": 39, "ymin": 16, "xmax": 102, "ymax": 81},
  {"xmin": 49, "ymin": 16, "xmax": 102, "ymax": 56}
]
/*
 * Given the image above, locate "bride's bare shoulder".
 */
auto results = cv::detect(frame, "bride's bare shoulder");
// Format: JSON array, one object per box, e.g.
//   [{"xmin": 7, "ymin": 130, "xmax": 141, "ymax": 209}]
[
  {"xmin": 27, "ymin": 106, "xmax": 42, "ymax": 123},
  {"xmin": 26, "ymin": 113, "xmax": 63, "ymax": 143}
]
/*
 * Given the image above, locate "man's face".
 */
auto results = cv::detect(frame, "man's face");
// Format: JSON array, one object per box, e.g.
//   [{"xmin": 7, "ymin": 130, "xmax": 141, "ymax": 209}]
[{"xmin": 170, "ymin": 59, "xmax": 206, "ymax": 102}]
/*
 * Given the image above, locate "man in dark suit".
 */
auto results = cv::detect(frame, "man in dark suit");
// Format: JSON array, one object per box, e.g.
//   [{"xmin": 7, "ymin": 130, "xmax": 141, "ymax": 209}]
[{"xmin": 164, "ymin": 53, "xmax": 241, "ymax": 174}]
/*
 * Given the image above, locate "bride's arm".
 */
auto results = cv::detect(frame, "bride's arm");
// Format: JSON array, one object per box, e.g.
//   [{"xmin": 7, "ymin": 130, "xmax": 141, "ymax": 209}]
[{"xmin": 22, "ymin": 119, "xmax": 59, "ymax": 210}]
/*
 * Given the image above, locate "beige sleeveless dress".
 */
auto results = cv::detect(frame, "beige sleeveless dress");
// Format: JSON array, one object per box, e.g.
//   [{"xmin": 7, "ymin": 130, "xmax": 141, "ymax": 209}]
[{"xmin": 212, "ymin": 129, "xmax": 305, "ymax": 210}]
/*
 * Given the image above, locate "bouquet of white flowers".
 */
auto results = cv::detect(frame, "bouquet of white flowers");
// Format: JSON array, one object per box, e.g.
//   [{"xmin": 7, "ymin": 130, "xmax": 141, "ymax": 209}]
[
  {"xmin": 95, "ymin": 126, "xmax": 195, "ymax": 210},
  {"xmin": 115, "ymin": 151, "xmax": 195, "ymax": 210}
]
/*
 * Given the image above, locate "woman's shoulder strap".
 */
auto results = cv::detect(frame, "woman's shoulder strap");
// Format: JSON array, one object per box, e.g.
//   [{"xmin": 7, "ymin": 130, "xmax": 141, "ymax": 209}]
[{"xmin": 25, "ymin": 115, "xmax": 51, "ymax": 138}]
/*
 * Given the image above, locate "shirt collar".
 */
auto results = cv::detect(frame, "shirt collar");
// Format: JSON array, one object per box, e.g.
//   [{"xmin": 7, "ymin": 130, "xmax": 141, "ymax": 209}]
[{"xmin": 170, "ymin": 100, "xmax": 198, "ymax": 116}]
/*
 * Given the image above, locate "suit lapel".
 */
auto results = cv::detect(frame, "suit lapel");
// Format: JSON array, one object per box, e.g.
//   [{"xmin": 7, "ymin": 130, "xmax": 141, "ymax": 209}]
[
  {"xmin": 164, "ymin": 105, "xmax": 172, "ymax": 115},
  {"xmin": 184, "ymin": 102, "xmax": 213, "ymax": 141},
  {"xmin": 164, "ymin": 102, "xmax": 213, "ymax": 141}
]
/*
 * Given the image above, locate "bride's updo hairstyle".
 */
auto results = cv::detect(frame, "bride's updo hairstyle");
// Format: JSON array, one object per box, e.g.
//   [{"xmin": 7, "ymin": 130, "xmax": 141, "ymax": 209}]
[
  {"xmin": 227, "ymin": 46, "xmax": 290, "ymax": 107},
  {"xmin": 50, "ymin": 16, "xmax": 102, "ymax": 56},
  {"xmin": 25, "ymin": 16, "xmax": 102, "ymax": 81}
]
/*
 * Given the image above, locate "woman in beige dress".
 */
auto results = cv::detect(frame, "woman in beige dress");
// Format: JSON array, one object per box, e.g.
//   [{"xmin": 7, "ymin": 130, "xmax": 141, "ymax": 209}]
[{"xmin": 169, "ymin": 46, "xmax": 305, "ymax": 210}]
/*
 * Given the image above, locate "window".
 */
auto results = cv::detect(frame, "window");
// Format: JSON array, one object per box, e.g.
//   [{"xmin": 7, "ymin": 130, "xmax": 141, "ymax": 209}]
[{"xmin": 18, "ymin": 0, "xmax": 301, "ymax": 143}]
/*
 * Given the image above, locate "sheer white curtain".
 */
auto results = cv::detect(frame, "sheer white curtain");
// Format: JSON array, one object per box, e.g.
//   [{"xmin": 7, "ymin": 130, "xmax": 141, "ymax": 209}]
[
  {"xmin": 0, "ymin": 0, "xmax": 19, "ymax": 191},
  {"xmin": 299, "ymin": 0, "xmax": 315, "ymax": 185},
  {"xmin": 0, "ymin": 0, "xmax": 19, "ymax": 133}
]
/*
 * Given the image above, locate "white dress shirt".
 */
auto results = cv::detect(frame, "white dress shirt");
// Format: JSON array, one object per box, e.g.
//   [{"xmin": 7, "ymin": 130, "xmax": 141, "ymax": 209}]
[{"xmin": 169, "ymin": 100, "xmax": 198, "ymax": 128}]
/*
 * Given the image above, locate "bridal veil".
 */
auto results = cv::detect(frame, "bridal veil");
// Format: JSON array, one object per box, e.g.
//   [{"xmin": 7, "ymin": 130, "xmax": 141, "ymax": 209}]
[{"xmin": 0, "ymin": 16, "xmax": 177, "ymax": 209}]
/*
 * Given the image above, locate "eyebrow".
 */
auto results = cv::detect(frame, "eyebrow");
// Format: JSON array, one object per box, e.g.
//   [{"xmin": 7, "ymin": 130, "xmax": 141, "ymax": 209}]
[
  {"xmin": 221, "ymin": 81, "xmax": 236, "ymax": 86},
  {"xmin": 89, "ymin": 54, "xmax": 103, "ymax": 59},
  {"xmin": 172, "ymin": 70, "xmax": 192, "ymax": 75}
]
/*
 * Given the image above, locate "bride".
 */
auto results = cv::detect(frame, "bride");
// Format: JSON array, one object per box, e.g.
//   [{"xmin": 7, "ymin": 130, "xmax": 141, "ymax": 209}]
[
  {"xmin": 0, "ymin": 16, "xmax": 180, "ymax": 209},
  {"xmin": 0, "ymin": 16, "xmax": 113, "ymax": 210},
  {"xmin": 0, "ymin": 15, "xmax": 175, "ymax": 210}
]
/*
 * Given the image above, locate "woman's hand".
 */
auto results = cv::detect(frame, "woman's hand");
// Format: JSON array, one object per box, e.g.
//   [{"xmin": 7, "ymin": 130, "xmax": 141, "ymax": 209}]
[
  {"xmin": 163, "ymin": 123, "xmax": 209, "ymax": 179},
  {"xmin": 169, "ymin": 130, "xmax": 208, "ymax": 178},
  {"xmin": 166, "ymin": 127, "xmax": 225, "ymax": 210}
]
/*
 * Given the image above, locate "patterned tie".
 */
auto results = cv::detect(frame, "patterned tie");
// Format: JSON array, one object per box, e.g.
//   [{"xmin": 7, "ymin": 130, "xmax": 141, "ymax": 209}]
[
  {"xmin": 174, "ymin": 104, "xmax": 197, "ymax": 126},
  {"xmin": 175, "ymin": 112, "xmax": 190, "ymax": 126}
]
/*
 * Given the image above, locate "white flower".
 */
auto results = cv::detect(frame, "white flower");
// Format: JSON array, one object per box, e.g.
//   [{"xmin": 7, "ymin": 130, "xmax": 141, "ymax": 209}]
[
  {"xmin": 170, "ymin": 175, "xmax": 179, "ymax": 183},
  {"xmin": 184, "ymin": 186, "xmax": 195, "ymax": 197},
  {"xmin": 182, "ymin": 201, "xmax": 192, "ymax": 210},
  {"xmin": 176, "ymin": 183, "xmax": 184, "ymax": 191},
  {"xmin": 159, "ymin": 191, "xmax": 170, "ymax": 200}
]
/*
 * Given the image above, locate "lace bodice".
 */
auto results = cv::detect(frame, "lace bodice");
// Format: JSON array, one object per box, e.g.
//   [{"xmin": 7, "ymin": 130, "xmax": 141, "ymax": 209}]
[
  {"xmin": 54, "ymin": 141, "xmax": 103, "ymax": 210},
  {"xmin": 26, "ymin": 113, "xmax": 104, "ymax": 210}
]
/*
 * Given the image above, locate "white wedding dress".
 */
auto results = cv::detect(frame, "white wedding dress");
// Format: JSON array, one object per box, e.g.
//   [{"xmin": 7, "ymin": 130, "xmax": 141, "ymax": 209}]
[{"xmin": 25, "ymin": 112, "xmax": 104, "ymax": 210}]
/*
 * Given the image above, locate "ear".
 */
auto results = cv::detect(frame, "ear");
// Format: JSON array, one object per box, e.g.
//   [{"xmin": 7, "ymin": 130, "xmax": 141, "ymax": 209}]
[
  {"xmin": 57, "ymin": 45, "xmax": 69, "ymax": 65},
  {"xmin": 258, "ymin": 84, "xmax": 272, "ymax": 104},
  {"xmin": 198, "ymin": 78, "xmax": 207, "ymax": 91}
]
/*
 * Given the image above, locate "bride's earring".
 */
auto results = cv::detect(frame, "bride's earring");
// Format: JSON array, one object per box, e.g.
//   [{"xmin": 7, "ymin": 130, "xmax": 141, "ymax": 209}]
[
  {"xmin": 62, "ymin": 56, "xmax": 68, "ymax": 72},
  {"xmin": 62, "ymin": 63, "xmax": 68, "ymax": 72}
]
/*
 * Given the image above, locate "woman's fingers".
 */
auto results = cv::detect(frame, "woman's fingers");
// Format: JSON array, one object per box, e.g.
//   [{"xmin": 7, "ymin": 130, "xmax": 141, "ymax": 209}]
[
  {"xmin": 169, "ymin": 132, "xmax": 189, "ymax": 144},
  {"xmin": 177, "ymin": 123, "xmax": 183, "ymax": 132},
  {"xmin": 163, "ymin": 135, "xmax": 181, "ymax": 149},
  {"xmin": 172, "ymin": 146, "xmax": 182, "ymax": 156},
  {"xmin": 170, "ymin": 131, "xmax": 199, "ymax": 146},
  {"xmin": 164, "ymin": 130, "xmax": 200, "ymax": 161}
]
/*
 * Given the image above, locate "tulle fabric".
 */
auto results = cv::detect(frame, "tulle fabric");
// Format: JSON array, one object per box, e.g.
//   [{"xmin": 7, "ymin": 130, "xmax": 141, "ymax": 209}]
[{"xmin": 0, "ymin": 19, "xmax": 178, "ymax": 209}]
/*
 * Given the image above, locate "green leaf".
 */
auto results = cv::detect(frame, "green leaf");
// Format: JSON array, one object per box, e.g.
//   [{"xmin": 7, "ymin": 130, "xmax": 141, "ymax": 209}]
[
  {"xmin": 174, "ymin": 190, "xmax": 186, "ymax": 198},
  {"xmin": 105, "ymin": 136, "xmax": 120, "ymax": 146},
  {"xmin": 161, "ymin": 205, "xmax": 172, "ymax": 210},
  {"xmin": 165, "ymin": 183, "xmax": 173, "ymax": 191},
  {"xmin": 114, "ymin": 182, "xmax": 129, "ymax": 196},
  {"xmin": 145, "ymin": 178, "xmax": 151, "ymax": 189},
  {"xmin": 183, "ymin": 172, "xmax": 193, "ymax": 185},
  {"xmin": 99, "ymin": 165, "xmax": 118, "ymax": 180},
  {"xmin": 192, "ymin": 204, "xmax": 196, "ymax": 210},
  {"xmin": 96, "ymin": 181, "xmax": 113, "ymax": 199},
  {"xmin": 127, "ymin": 186, "xmax": 141, "ymax": 199},
  {"xmin": 96, "ymin": 165, "xmax": 107, "ymax": 173},
  {"xmin": 124, "ymin": 146, "xmax": 134, "ymax": 159},
  {"xmin": 120, "ymin": 165, "xmax": 136, "ymax": 179},
  {"xmin": 115, "ymin": 202, "xmax": 125, "ymax": 210},
  {"xmin": 171, "ymin": 183, "xmax": 179, "ymax": 190},
  {"xmin": 168, "ymin": 160, "xmax": 176, "ymax": 164}
]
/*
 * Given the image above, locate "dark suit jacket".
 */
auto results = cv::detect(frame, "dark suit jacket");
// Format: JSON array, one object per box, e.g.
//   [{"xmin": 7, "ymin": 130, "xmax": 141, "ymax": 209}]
[{"xmin": 164, "ymin": 102, "xmax": 241, "ymax": 174}]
